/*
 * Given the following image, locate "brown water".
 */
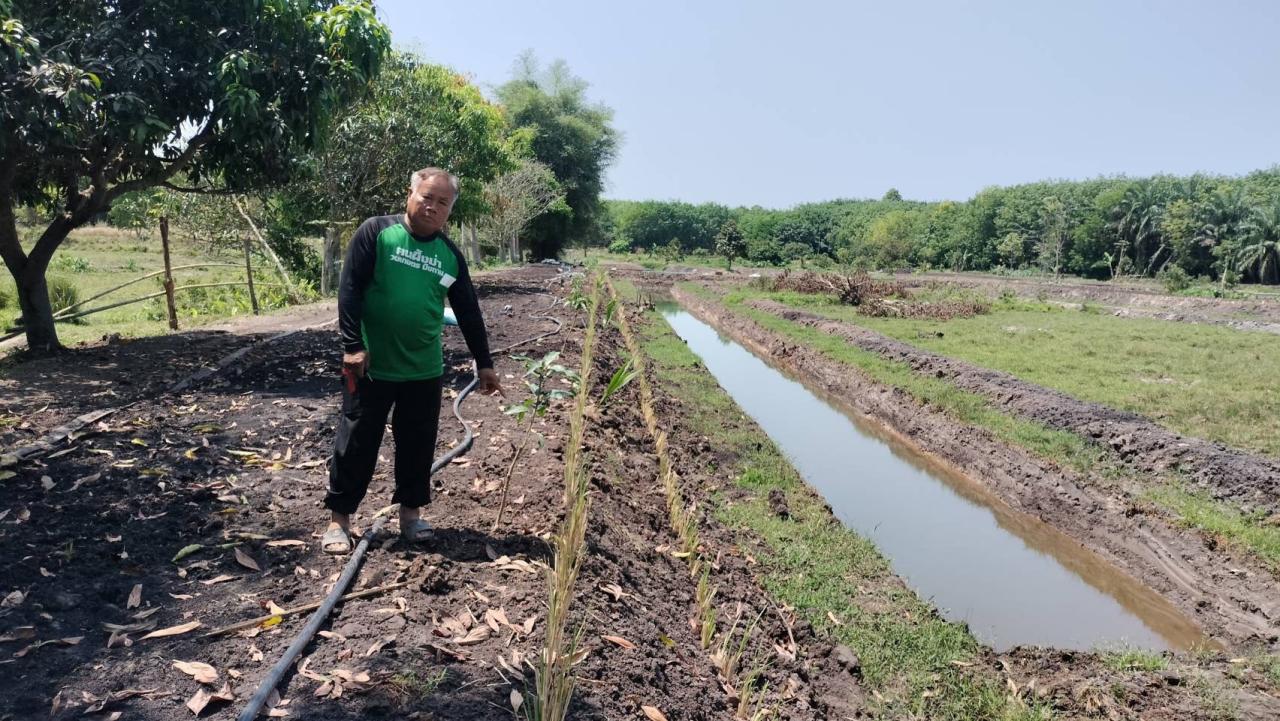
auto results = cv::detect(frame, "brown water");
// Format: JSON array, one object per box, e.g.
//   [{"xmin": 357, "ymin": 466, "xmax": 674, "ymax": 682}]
[{"xmin": 659, "ymin": 304, "xmax": 1208, "ymax": 652}]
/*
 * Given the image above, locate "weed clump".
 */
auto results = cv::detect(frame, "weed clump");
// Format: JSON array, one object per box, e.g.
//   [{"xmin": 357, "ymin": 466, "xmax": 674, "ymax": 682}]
[{"xmin": 764, "ymin": 270, "xmax": 990, "ymax": 320}]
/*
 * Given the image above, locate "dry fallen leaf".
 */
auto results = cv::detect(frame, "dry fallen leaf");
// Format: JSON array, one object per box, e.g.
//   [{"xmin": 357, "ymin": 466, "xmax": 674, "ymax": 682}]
[
  {"xmin": 173, "ymin": 660, "xmax": 218, "ymax": 684},
  {"xmin": 266, "ymin": 539, "xmax": 306, "ymax": 548},
  {"xmin": 186, "ymin": 682, "xmax": 234, "ymax": 714},
  {"xmin": 599, "ymin": 583, "xmax": 627, "ymax": 601},
  {"xmin": 510, "ymin": 688, "xmax": 524, "ymax": 713},
  {"xmin": 200, "ymin": 574, "xmax": 236, "ymax": 586},
  {"xmin": 234, "ymin": 547, "xmax": 262, "ymax": 572},
  {"xmin": 641, "ymin": 705, "xmax": 669, "ymax": 721},
  {"xmin": 601, "ymin": 635, "xmax": 636, "ymax": 649},
  {"xmin": 1, "ymin": 590, "xmax": 24, "ymax": 609},
  {"xmin": 266, "ymin": 600, "xmax": 287, "ymax": 615},
  {"xmin": 0, "ymin": 626, "xmax": 35, "ymax": 642},
  {"xmin": 127, "ymin": 584, "xmax": 143, "ymax": 610},
  {"xmin": 827, "ymin": 611, "xmax": 844, "ymax": 627},
  {"xmin": 141, "ymin": 621, "xmax": 201, "ymax": 640}
]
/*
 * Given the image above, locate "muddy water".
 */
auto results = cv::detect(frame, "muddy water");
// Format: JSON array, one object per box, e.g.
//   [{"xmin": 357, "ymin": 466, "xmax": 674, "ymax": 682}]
[{"xmin": 659, "ymin": 304, "xmax": 1208, "ymax": 652}]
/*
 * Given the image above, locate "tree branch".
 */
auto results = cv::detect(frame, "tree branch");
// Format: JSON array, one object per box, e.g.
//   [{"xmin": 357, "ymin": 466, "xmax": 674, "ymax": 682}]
[
  {"xmin": 105, "ymin": 122, "xmax": 216, "ymax": 203},
  {"xmin": 160, "ymin": 181, "xmax": 239, "ymax": 195}
]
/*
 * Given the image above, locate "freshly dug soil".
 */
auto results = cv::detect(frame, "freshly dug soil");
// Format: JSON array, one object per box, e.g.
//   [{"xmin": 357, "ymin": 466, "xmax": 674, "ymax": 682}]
[
  {"xmin": 673, "ymin": 286, "xmax": 1280, "ymax": 650},
  {"xmin": 0, "ymin": 266, "xmax": 857, "ymax": 721}
]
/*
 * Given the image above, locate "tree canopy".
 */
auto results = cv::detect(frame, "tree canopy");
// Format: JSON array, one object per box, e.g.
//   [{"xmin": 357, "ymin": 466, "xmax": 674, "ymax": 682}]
[{"xmin": 1, "ymin": 0, "xmax": 391, "ymax": 351}]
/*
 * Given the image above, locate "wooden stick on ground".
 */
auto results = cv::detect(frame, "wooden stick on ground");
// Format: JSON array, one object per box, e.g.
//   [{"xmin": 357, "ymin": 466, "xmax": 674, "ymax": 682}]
[{"xmin": 202, "ymin": 575, "xmax": 428, "ymax": 638}]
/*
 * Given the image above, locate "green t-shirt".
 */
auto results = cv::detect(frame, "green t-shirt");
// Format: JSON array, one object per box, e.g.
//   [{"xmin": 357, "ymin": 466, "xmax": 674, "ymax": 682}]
[{"xmin": 338, "ymin": 216, "xmax": 491, "ymax": 382}]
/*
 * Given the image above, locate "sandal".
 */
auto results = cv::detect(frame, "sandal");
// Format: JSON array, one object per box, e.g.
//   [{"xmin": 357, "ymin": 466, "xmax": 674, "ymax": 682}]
[
  {"xmin": 400, "ymin": 517, "xmax": 433, "ymax": 543},
  {"xmin": 321, "ymin": 526, "xmax": 353, "ymax": 555}
]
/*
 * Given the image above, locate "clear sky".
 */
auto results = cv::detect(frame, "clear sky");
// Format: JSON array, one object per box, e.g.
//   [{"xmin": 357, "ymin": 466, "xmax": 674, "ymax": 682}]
[{"xmin": 376, "ymin": 0, "xmax": 1280, "ymax": 208}]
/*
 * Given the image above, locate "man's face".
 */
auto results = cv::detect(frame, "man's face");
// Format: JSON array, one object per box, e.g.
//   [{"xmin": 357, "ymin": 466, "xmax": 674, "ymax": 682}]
[{"xmin": 406, "ymin": 174, "xmax": 456, "ymax": 235}]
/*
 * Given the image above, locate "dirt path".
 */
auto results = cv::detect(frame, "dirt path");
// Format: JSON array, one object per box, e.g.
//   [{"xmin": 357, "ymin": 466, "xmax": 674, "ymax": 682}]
[
  {"xmin": 0, "ymin": 267, "xmax": 858, "ymax": 721},
  {"xmin": 672, "ymin": 286, "xmax": 1280, "ymax": 651}
]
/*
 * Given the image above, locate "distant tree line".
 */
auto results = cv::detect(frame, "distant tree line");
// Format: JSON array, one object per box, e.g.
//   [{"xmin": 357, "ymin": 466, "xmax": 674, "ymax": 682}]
[{"xmin": 604, "ymin": 169, "xmax": 1280, "ymax": 286}]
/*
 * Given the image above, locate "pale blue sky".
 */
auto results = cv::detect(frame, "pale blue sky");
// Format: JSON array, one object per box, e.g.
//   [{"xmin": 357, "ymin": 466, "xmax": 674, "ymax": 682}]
[{"xmin": 377, "ymin": 0, "xmax": 1280, "ymax": 208}]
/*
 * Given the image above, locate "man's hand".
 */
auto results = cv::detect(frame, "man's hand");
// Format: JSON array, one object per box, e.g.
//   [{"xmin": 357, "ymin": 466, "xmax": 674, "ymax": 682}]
[
  {"xmin": 477, "ymin": 367, "xmax": 504, "ymax": 397},
  {"xmin": 342, "ymin": 350, "xmax": 369, "ymax": 379}
]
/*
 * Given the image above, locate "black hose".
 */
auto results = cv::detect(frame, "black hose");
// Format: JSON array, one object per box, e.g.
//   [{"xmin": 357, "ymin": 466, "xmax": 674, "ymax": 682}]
[{"xmin": 236, "ymin": 293, "xmax": 564, "ymax": 721}]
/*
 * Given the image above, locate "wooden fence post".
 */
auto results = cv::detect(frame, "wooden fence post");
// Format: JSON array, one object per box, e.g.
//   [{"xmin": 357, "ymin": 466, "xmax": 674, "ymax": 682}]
[
  {"xmin": 160, "ymin": 216, "xmax": 179, "ymax": 330},
  {"xmin": 242, "ymin": 234, "xmax": 260, "ymax": 315}
]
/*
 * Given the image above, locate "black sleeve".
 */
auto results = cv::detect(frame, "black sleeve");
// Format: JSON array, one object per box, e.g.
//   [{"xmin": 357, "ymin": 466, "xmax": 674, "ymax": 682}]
[
  {"xmin": 445, "ymin": 239, "xmax": 494, "ymax": 370},
  {"xmin": 338, "ymin": 218, "xmax": 381, "ymax": 353}
]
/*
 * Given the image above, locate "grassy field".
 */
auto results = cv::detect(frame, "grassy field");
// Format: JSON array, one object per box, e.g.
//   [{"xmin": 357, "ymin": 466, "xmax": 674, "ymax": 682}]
[
  {"xmin": 616, "ymin": 279, "xmax": 1049, "ymax": 720},
  {"xmin": 2, "ymin": 224, "xmax": 306, "ymax": 348},
  {"xmin": 739, "ymin": 286, "xmax": 1280, "ymax": 459}
]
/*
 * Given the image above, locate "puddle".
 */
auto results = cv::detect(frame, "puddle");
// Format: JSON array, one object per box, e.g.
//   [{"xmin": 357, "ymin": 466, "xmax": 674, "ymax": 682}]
[{"xmin": 659, "ymin": 303, "xmax": 1208, "ymax": 651}]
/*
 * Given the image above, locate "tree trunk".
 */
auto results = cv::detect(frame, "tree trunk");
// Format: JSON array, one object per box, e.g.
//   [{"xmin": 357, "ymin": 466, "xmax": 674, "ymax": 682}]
[
  {"xmin": 468, "ymin": 223, "xmax": 481, "ymax": 264},
  {"xmin": 16, "ymin": 272, "xmax": 59, "ymax": 352},
  {"xmin": 321, "ymin": 223, "xmax": 341, "ymax": 296}
]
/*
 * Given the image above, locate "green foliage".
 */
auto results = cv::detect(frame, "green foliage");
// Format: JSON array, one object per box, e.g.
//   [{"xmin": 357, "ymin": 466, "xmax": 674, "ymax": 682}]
[
  {"xmin": 0, "ymin": 281, "xmax": 11, "ymax": 310},
  {"xmin": 1159, "ymin": 265, "xmax": 1193, "ymax": 293},
  {"xmin": 497, "ymin": 53, "xmax": 619, "ymax": 258},
  {"xmin": 3, "ymin": 0, "xmax": 392, "ymax": 348},
  {"xmin": 599, "ymin": 357, "xmax": 638, "ymax": 406},
  {"xmin": 503, "ymin": 351, "xmax": 578, "ymax": 423},
  {"xmin": 1103, "ymin": 649, "xmax": 1168, "ymax": 673},
  {"xmin": 46, "ymin": 276, "xmax": 80, "ymax": 315},
  {"xmin": 51, "ymin": 254, "xmax": 91, "ymax": 273}
]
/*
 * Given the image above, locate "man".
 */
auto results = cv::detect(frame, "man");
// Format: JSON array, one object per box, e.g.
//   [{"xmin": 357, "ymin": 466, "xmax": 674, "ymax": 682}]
[{"xmin": 322, "ymin": 167, "xmax": 503, "ymax": 554}]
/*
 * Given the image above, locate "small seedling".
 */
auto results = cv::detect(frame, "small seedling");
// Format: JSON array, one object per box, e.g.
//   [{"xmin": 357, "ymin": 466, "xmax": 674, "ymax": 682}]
[
  {"xmin": 599, "ymin": 357, "xmax": 638, "ymax": 406},
  {"xmin": 495, "ymin": 351, "xmax": 578, "ymax": 529}
]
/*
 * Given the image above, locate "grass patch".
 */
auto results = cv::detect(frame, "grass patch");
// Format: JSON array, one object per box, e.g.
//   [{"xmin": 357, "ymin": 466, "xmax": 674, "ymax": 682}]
[
  {"xmin": 1146, "ymin": 483, "xmax": 1280, "ymax": 570},
  {"xmin": 639, "ymin": 308, "xmax": 1049, "ymax": 720},
  {"xmin": 3, "ymin": 223, "xmax": 311, "ymax": 349},
  {"xmin": 750, "ymin": 285, "xmax": 1280, "ymax": 458},
  {"xmin": 1102, "ymin": 648, "xmax": 1168, "ymax": 673}
]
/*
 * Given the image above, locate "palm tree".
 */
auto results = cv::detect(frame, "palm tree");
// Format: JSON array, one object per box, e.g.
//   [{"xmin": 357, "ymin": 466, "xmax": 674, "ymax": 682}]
[
  {"xmin": 1238, "ymin": 200, "xmax": 1280, "ymax": 285},
  {"xmin": 1110, "ymin": 181, "xmax": 1167, "ymax": 276}
]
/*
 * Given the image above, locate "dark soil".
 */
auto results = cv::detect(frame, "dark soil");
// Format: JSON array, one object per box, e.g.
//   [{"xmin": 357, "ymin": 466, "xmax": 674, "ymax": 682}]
[
  {"xmin": 0, "ymin": 266, "xmax": 859, "ymax": 721},
  {"xmin": 673, "ymin": 286, "xmax": 1280, "ymax": 651}
]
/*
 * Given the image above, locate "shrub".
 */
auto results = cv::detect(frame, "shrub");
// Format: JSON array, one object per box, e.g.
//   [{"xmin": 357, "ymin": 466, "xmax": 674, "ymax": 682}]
[
  {"xmin": 607, "ymin": 238, "xmax": 630, "ymax": 254},
  {"xmin": 0, "ymin": 283, "xmax": 12, "ymax": 310},
  {"xmin": 48, "ymin": 276, "xmax": 81, "ymax": 315},
  {"xmin": 52, "ymin": 255, "xmax": 92, "ymax": 273},
  {"xmin": 1159, "ymin": 265, "xmax": 1192, "ymax": 293}
]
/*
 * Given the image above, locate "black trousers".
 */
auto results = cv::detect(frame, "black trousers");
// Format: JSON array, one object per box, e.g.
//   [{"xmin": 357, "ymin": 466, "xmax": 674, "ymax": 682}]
[{"xmin": 325, "ymin": 374, "xmax": 442, "ymax": 514}]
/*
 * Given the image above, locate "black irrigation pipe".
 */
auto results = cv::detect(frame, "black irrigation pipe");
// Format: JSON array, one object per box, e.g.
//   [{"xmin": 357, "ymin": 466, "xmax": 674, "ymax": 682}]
[{"xmin": 236, "ymin": 280, "xmax": 566, "ymax": 721}]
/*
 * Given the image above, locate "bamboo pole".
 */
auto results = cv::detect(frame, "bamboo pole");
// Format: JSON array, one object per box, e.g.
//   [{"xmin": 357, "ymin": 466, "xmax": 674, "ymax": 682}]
[
  {"xmin": 232, "ymin": 196, "xmax": 300, "ymax": 304},
  {"xmin": 51, "ymin": 263, "xmax": 242, "ymax": 319}
]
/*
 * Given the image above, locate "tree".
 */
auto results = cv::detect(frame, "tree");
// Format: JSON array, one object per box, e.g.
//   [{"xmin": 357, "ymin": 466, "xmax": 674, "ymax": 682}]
[
  {"xmin": 1238, "ymin": 200, "xmax": 1280, "ymax": 284},
  {"xmin": 1, "ymin": 1, "xmax": 390, "ymax": 351},
  {"xmin": 496, "ymin": 53, "xmax": 619, "ymax": 258},
  {"xmin": 882, "ymin": 188, "xmax": 903, "ymax": 202},
  {"xmin": 289, "ymin": 54, "xmax": 514, "ymax": 290},
  {"xmin": 479, "ymin": 160, "xmax": 567, "ymax": 263},
  {"xmin": 713, "ymin": 219, "xmax": 745, "ymax": 270},
  {"xmin": 1037, "ymin": 197, "xmax": 1070, "ymax": 276}
]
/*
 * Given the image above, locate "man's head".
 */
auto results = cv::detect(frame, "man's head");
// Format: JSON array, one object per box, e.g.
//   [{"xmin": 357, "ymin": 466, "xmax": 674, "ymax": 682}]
[{"xmin": 405, "ymin": 167, "xmax": 459, "ymax": 236}]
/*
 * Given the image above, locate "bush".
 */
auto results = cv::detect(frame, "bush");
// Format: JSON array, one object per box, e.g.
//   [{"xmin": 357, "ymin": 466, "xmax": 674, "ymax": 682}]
[
  {"xmin": 0, "ymin": 283, "xmax": 12, "ymax": 310},
  {"xmin": 52, "ymin": 255, "xmax": 92, "ymax": 273},
  {"xmin": 48, "ymin": 276, "xmax": 80, "ymax": 315},
  {"xmin": 607, "ymin": 238, "xmax": 630, "ymax": 254},
  {"xmin": 1159, "ymin": 266, "xmax": 1192, "ymax": 293}
]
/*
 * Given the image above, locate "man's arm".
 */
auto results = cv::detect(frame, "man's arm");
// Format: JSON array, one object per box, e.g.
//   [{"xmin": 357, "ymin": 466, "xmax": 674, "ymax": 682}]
[
  {"xmin": 445, "ymin": 241, "xmax": 494, "ymax": 370},
  {"xmin": 338, "ymin": 219, "xmax": 380, "ymax": 354}
]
